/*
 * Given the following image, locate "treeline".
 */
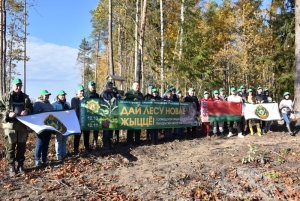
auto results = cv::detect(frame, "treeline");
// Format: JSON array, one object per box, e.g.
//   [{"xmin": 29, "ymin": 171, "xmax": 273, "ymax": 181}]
[{"xmin": 76, "ymin": 0, "xmax": 295, "ymax": 99}]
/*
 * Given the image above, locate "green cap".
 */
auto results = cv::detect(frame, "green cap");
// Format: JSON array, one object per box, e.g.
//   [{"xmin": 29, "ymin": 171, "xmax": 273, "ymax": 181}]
[
  {"xmin": 264, "ymin": 88, "xmax": 268, "ymax": 92},
  {"xmin": 148, "ymin": 85, "xmax": 154, "ymax": 89},
  {"xmin": 230, "ymin": 87, "xmax": 236, "ymax": 92},
  {"xmin": 247, "ymin": 88, "xmax": 253, "ymax": 93},
  {"xmin": 88, "ymin": 81, "xmax": 95, "ymax": 86},
  {"xmin": 106, "ymin": 80, "xmax": 113, "ymax": 85},
  {"xmin": 113, "ymin": 86, "xmax": 117, "ymax": 90},
  {"xmin": 188, "ymin": 87, "xmax": 195, "ymax": 91},
  {"xmin": 257, "ymin": 85, "xmax": 262, "ymax": 90},
  {"xmin": 240, "ymin": 85, "xmax": 246, "ymax": 89},
  {"xmin": 40, "ymin": 89, "xmax": 51, "ymax": 96},
  {"xmin": 167, "ymin": 84, "xmax": 173, "ymax": 89},
  {"xmin": 12, "ymin": 78, "xmax": 22, "ymax": 85},
  {"xmin": 152, "ymin": 88, "xmax": 158, "ymax": 93},
  {"xmin": 219, "ymin": 88, "xmax": 224, "ymax": 91},
  {"xmin": 57, "ymin": 90, "xmax": 67, "ymax": 95},
  {"xmin": 203, "ymin": 91, "xmax": 209, "ymax": 95},
  {"xmin": 213, "ymin": 90, "xmax": 219, "ymax": 94},
  {"xmin": 77, "ymin": 85, "xmax": 84, "ymax": 91},
  {"xmin": 176, "ymin": 90, "xmax": 181, "ymax": 95},
  {"xmin": 237, "ymin": 89, "xmax": 242, "ymax": 93},
  {"xmin": 165, "ymin": 89, "xmax": 171, "ymax": 93},
  {"xmin": 283, "ymin": 92, "xmax": 290, "ymax": 96},
  {"xmin": 171, "ymin": 87, "xmax": 176, "ymax": 91}
]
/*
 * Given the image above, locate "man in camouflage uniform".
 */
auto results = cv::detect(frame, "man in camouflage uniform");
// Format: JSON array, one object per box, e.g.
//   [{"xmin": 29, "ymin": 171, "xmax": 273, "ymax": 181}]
[{"xmin": 0, "ymin": 78, "xmax": 32, "ymax": 176}]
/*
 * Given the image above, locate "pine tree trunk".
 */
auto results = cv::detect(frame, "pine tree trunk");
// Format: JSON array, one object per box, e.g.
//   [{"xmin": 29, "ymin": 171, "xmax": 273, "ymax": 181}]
[
  {"xmin": 108, "ymin": 0, "xmax": 114, "ymax": 76},
  {"xmin": 294, "ymin": 0, "xmax": 300, "ymax": 117},
  {"xmin": 134, "ymin": 0, "xmax": 139, "ymax": 82},
  {"xmin": 160, "ymin": 0, "xmax": 164, "ymax": 96},
  {"xmin": 0, "ymin": 0, "xmax": 6, "ymax": 95},
  {"xmin": 138, "ymin": 0, "xmax": 147, "ymax": 92}
]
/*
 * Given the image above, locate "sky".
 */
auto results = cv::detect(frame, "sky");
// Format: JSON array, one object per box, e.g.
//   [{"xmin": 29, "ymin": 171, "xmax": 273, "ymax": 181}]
[
  {"xmin": 15, "ymin": 0, "xmax": 272, "ymax": 101},
  {"xmin": 16, "ymin": 0, "xmax": 99, "ymax": 101}
]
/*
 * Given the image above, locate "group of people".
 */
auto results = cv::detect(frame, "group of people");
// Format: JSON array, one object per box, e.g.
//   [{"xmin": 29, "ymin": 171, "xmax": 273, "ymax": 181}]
[{"xmin": 0, "ymin": 78, "xmax": 295, "ymax": 177}]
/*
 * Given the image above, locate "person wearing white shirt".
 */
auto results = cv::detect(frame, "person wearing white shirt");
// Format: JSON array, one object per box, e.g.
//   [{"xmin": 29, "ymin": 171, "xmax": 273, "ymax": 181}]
[
  {"xmin": 279, "ymin": 92, "xmax": 294, "ymax": 136},
  {"xmin": 227, "ymin": 87, "xmax": 244, "ymax": 138}
]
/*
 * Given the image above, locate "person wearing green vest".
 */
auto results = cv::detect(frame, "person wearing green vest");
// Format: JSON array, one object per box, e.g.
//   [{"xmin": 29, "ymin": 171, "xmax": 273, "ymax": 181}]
[
  {"xmin": 0, "ymin": 78, "xmax": 32, "ymax": 177},
  {"xmin": 124, "ymin": 82, "xmax": 144, "ymax": 146}
]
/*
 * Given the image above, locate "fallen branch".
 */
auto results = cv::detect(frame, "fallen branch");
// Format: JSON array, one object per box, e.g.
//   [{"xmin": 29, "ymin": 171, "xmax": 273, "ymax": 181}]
[
  {"xmin": 270, "ymin": 151, "xmax": 285, "ymax": 158},
  {"xmin": 83, "ymin": 185, "xmax": 106, "ymax": 198}
]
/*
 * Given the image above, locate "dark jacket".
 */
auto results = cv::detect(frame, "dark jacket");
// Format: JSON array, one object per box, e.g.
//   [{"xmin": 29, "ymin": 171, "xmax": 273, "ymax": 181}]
[
  {"xmin": 151, "ymin": 96, "xmax": 162, "ymax": 101},
  {"xmin": 144, "ymin": 93, "xmax": 153, "ymax": 101},
  {"xmin": 184, "ymin": 95, "xmax": 200, "ymax": 112},
  {"xmin": 124, "ymin": 89, "xmax": 144, "ymax": 101},
  {"xmin": 85, "ymin": 90, "xmax": 99, "ymax": 99},
  {"xmin": 71, "ymin": 97, "xmax": 83, "ymax": 119},
  {"xmin": 163, "ymin": 96, "xmax": 173, "ymax": 102},
  {"xmin": 100, "ymin": 89, "xmax": 117, "ymax": 104}
]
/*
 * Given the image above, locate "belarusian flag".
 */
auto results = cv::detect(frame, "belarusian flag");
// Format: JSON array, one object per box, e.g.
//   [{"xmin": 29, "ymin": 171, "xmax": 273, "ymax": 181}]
[{"xmin": 207, "ymin": 101, "xmax": 242, "ymax": 122}]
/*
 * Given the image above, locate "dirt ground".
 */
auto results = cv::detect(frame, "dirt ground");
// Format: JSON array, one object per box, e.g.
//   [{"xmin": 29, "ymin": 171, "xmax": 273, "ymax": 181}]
[{"xmin": 0, "ymin": 119, "xmax": 300, "ymax": 201}]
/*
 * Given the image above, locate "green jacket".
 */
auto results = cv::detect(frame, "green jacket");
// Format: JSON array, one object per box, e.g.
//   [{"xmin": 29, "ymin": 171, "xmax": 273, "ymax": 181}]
[
  {"xmin": 84, "ymin": 90, "xmax": 99, "ymax": 99},
  {"xmin": 124, "ymin": 89, "xmax": 144, "ymax": 101},
  {"xmin": 0, "ymin": 91, "xmax": 33, "ymax": 123}
]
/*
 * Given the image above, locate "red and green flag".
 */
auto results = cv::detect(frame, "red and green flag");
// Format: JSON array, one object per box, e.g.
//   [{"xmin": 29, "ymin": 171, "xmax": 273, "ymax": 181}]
[{"xmin": 206, "ymin": 101, "xmax": 242, "ymax": 122}]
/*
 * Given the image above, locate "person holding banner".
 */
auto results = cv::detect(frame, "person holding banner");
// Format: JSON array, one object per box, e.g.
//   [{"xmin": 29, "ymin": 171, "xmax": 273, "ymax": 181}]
[
  {"xmin": 100, "ymin": 80, "xmax": 117, "ymax": 150},
  {"xmin": 263, "ymin": 88, "xmax": 273, "ymax": 133},
  {"xmin": 246, "ymin": 89, "xmax": 262, "ymax": 136},
  {"xmin": 184, "ymin": 88, "xmax": 200, "ymax": 138},
  {"xmin": 212, "ymin": 90, "xmax": 224, "ymax": 137},
  {"xmin": 149, "ymin": 88, "xmax": 161, "ymax": 145},
  {"xmin": 84, "ymin": 81, "xmax": 100, "ymax": 149},
  {"xmin": 163, "ymin": 89, "xmax": 175, "ymax": 142},
  {"xmin": 279, "ymin": 92, "xmax": 294, "ymax": 136},
  {"xmin": 52, "ymin": 90, "xmax": 71, "ymax": 160},
  {"xmin": 144, "ymin": 85, "xmax": 154, "ymax": 143},
  {"xmin": 219, "ymin": 87, "xmax": 229, "ymax": 132},
  {"xmin": 124, "ymin": 82, "xmax": 144, "ymax": 146},
  {"xmin": 33, "ymin": 90, "xmax": 54, "ymax": 167},
  {"xmin": 174, "ymin": 90, "xmax": 185, "ymax": 138},
  {"xmin": 227, "ymin": 87, "xmax": 244, "ymax": 138},
  {"xmin": 71, "ymin": 85, "xmax": 92, "ymax": 154},
  {"xmin": 256, "ymin": 85, "xmax": 266, "ymax": 135},
  {"xmin": 200, "ymin": 91, "xmax": 213, "ymax": 138},
  {"xmin": 112, "ymin": 86, "xmax": 121, "ymax": 145},
  {"xmin": 0, "ymin": 78, "xmax": 32, "ymax": 177}
]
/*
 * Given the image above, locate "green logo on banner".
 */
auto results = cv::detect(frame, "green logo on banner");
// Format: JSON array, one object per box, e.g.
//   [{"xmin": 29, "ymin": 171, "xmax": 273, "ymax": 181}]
[
  {"xmin": 255, "ymin": 105, "xmax": 269, "ymax": 119},
  {"xmin": 44, "ymin": 114, "xmax": 67, "ymax": 134}
]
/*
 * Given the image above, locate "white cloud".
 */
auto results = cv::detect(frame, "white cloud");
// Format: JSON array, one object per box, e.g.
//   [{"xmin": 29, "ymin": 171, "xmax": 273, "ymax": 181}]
[{"xmin": 16, "ymin": 36, "xmax": 81, "ymax": 102}]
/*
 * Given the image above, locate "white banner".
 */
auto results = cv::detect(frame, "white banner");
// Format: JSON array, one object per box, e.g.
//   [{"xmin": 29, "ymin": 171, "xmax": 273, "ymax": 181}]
[
  {"xmin": 17, "ymin": 110, "xmax": 81, "ymax": 135},
  {"xmin": 244, "ymin": 103, "xmax": 281, "ymax": 121}
]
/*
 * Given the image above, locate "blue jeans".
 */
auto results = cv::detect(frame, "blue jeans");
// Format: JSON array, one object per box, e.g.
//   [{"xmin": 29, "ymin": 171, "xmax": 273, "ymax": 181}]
[
  {"xmin": 55, "ymin": 133, "xmax": 68, "ymax": 160},
  {"xmin": 34, "ymin": 131, "xmax": 52, "ymax": 163},
  {"xmin": 282, "ymin": 113, "xmax": 291, "ymax": 126}
]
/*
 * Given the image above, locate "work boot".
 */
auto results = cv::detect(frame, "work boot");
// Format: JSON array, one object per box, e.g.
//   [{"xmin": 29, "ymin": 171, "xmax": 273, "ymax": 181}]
[
  {"xmin": 17, "ymin": 161, "xmax": 25, "ymax": 175},
  {"xmin": 9, "ymin": 163, "xmax": 16, "ymax": 177},
  {"xmin": 257, "ymin": 127, "xmax": 262, "ymax": 137},
  {"xmin": 287, "ymin": 125, "xmax": 294, "ymax": 136},
  {"xmin": 249, "ymin": 126, "xmax": 254, "ymax": 135}
]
